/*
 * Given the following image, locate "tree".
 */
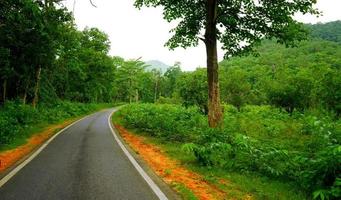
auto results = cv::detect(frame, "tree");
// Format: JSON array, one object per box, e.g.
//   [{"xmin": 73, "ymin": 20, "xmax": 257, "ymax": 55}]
[
  {"xmin": 0, "ymin": 0, "xmax": 71, "ymax": 106},
  {"xmin": 162, "ymin": 63, "xmax": 182, "ymax": 98},
  {"xmin": 134, "ymin": 0, "xmax": 318, "ymax": 127},
  {"xmin": 307, "ymin": 20, "xmax": 341, "ymax": 44},
  {"xmin": 52, "ymin": 27, "xmax": 116, "ymax": 103},
  {"xmin": 0, "ymin": 47, "xmax": 10, "ymax": 104},
  {"xmin": 81, "ymin": 27, "xmax": 111, "ymax": 53},
  {"xmin": 114, "ymin": 59, "xmax": 147, "ymax": 103},
  {"xmin": 31, "ymin": 0, "xmax": 71, "ymax": 108},
  {"xmin": 319, "ymin": 70, "xmax": 341, "ymax": 116},
  {"xmin": 177, "ymin": 68, "xmax": 208, "ymax": 114},
  {"xmin": 267, "ymin": 68, "xmax": 314, "ymax": 113},
  {"xmin": 220, "ymin": 69, "xmax": 251, "ymax": 111}
]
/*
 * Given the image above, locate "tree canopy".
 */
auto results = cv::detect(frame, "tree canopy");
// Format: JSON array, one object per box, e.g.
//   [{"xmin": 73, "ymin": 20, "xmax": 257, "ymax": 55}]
[
  {"xmin": 134, "ymin": 0, "xmax": 319, "ymax": 127},
  {"xmin": 135, "ymin": 0, "xmax": 318, "ymax": 57}
]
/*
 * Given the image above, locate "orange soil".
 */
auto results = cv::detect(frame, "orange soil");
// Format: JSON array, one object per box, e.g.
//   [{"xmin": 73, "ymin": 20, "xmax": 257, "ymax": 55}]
[
  {"xmin": 115, "ymin": 124, "xmax": 228, "ymax": 200},
  {"xmin": 0, "ymin": 119, "xmax": 74, "ymax": 172}
]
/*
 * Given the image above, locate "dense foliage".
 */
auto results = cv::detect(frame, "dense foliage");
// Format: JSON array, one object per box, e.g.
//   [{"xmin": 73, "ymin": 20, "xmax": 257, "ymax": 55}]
[
  {"xmin": 0, "ymin": 1, "xmax": 340, "ymax": 198},
  {"xmin": 157, "ymin": 23, "xmax": 341, "ymax": 117},
  {"xmin": 0, "ymin": 101, "xmax": 109, "ymax": 148},
  {"xmin": 220, "ymin": 39, "xmax": 341, "ymax": 115},
  {"xmin": 307, "ymin": 20, "xmax": 341, "ymax": 44},
  {"xmin": 1, "ymin": 1, "xmax": 340, "ymax": 115},
  {"xmin": 153, "ymin": 38, "xmax": 341, "ymax": 117},
  {"xmin": 135, "ymin": 0, "xmax": 318, "ymax": 127},
  {"xmin": 0, "ymin": 0, "xmax": 164, "ymax": 106},
  {"xmin": 117, "ymin": 103, "xmax": 341, "ymax": 199},
  {"xmin": 0, "ymin": 0, "xmax": 170, "ymax": 150}
]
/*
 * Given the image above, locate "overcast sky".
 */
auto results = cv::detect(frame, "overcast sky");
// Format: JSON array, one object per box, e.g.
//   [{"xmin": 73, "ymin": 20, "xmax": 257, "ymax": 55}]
[{"xmin": 62, "ymin": 0, "xmax": 341, "ymax": 71}]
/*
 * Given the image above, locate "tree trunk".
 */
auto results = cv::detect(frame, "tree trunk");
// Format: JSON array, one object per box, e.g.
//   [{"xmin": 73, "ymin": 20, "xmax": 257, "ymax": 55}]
[
  {"xmin": 154, "ymin": 79, "xmax": 158, "ymax": 103},
  {"xmin": 22, "ymin": 82, "xmax": 29, "ymax": 105},
  {"xmin": 135, "ymin": 89, "xmax": 139, "ymax": 102},
  {"xmin": 1, "ymin": 79, "xmax": 7, "ymax": 104},
  {"xmin": 23, "ymin": 92, "xmax": 27, "ymax": 105},
  {"xmin": 205, "ymin": 0, "xmax": 223, "ymax": 127},
  {"xmin": 32, "ymin": 66, "xmax": 42, "ymax": 108},
  {"xmin": 129, "ymin": 78, "xmax": 132, "ymax": 103}
]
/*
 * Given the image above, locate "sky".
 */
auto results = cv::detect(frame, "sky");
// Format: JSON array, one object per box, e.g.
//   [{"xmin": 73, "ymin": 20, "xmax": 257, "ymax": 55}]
[{"xmin": 62, "ymin": 0, "xmax": 341, "ymax": 71}]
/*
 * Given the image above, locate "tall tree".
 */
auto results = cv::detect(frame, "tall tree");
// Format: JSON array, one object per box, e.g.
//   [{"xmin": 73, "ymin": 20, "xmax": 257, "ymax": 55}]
[
  {"xmin": 114, "ymin": 59, "xmax": 147, "ymax": 103},
  {"xmin": 135, "ymin": 0, "xmax": 318, "ymax": 127},
  {"xmin": 32, "ymin": 0, "xmax": 71, "ymax": 107},
  {"xmin": 163, "ymin": 63, "xmax": 182, "ymax": 98},
  {"xmin": 0, "ymin": 47, "xmax": 10, "ymax": 104},
  {"xmin": 177, "ymin": 69, "xmax": 208, "ymax": 114}
]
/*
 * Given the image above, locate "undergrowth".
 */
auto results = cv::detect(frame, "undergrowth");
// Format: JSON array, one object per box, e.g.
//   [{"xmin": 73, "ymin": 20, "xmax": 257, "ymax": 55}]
[
  {"xmin": 116, "ymin": 103, "xmax": 341, "ymax": 200},
  {"xmin": 0, "ymin": 101, "xmax": 115, "ymax": 150}
]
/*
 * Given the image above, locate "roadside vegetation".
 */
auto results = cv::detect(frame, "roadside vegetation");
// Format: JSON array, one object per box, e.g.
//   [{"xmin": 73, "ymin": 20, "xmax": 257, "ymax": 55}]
[
  {"xmin": 115, "ymin": 103, "xmax": 340, "ymax": 200},
  {"xmin": 113, "ymin": 22, "xmax": 341, "ymax": 200},
  {"xmin": 1, "ymin": 1, "xmax": 340, "ymax": 199},
  {"xmin": 0, "ymin": 101, "xmax": 114, "ymax": 150},
  {"xmin": 0, "ymin": 1, "xmax": 160, "ymax": 150}
]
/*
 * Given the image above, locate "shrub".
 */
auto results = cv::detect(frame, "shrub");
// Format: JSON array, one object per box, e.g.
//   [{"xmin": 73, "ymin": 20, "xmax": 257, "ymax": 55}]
[
  {"xmin": 0, "ymin": 101, "xmax": 105, "ymax": 148},
  {"xmin": 117, "ymin": 103, "xmax": 341, "ymax": 199},
  {"xmin": 120, "ymin": 103, "xmax": 205, "ymax": 142}
]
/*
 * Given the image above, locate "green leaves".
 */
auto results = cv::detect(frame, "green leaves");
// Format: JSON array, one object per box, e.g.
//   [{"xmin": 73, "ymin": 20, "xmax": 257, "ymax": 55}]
[
  {"xmin": 119, "ymin": 103, "xmax": 340, "ymax": 199},
  {"xmin": 119, "ymin": 103, "xmax": 204, "ymax": 142},
  {"xmin": 136, "ymin": 0, "xmax": 204, "ymax": 49},
  {"xmin": 307, "ymin": 20, "xmax": 341, "ymax": 44},
  {"xmin": 81, "ymin": 28, "xmax": 111, "ymax": 54},
  {"xmin": 135, "ymin": 0, "xmax": 318, "ymax": 58},
  {"xmin": 176, "ymin": 68, "xmax": 208, "ymax": 113},
  {"xmin": 0, "ymin": 0, "xmax": 72, "ymax": 104},
  {"xmin": 0, "ymin": 101, "xmax": 104, "ymax": 147}
]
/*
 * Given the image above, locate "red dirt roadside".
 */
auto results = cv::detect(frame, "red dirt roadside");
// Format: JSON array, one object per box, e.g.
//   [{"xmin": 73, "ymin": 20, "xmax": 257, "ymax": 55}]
[{"xmin": 115, "ymin": 124, "xmax": 229, "ymax": 200}]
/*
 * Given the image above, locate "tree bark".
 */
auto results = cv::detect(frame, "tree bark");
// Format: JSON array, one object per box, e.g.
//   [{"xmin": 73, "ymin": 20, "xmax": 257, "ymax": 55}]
[
  {"xmin": 129, "ymin": 78, "xmax": 132, "ymax": 104},
  {"xmin": 32, "ymin": 66, "xmax": 42, "ymax": 108},
  {"xmin": 22, "ymin": 82, "xmax": 29, "ymax": 105},
  {"xmin": 135, "ymin": 89, "xmax": 139, "ymax": 102},
  {"xmin": 205, "ymin": 0, "xmax": 223, "ymax": 127},
  {"xmin": 23, "ymin": 92, "xmax": 27, "ymax": 105},
  {"xmin": 1, "ymin": 79, "xmax": 7, "ymax": 104},
  {"xmin": 154, "ymin": 79, "xmax": 158, "ymax": 103}
]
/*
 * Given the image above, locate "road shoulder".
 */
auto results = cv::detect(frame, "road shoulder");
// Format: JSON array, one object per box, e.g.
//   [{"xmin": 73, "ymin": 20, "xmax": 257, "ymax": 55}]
[{"xmin": 110, "ymin": 116, "xmax": 181, "ymax": 200}]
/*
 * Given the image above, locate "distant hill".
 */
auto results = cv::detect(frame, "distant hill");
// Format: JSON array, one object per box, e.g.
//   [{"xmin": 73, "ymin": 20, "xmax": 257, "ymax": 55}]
[
  {"xmin": 307, "ymin": 20, "xmax": 341, "ymax": 44},
  {"xmin": 145, "ymin": 60, "xmax": 170, "ymax": 74}
]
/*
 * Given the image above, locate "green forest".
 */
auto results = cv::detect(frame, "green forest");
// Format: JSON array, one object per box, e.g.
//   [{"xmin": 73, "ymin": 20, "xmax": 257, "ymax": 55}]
[
  {"xmin": 115, "ymin": 23, "xmax": 341, "ymax": 199},
  {"xmin": 0, "ymin": 0, "xmax": 340, "ymax": 200}
]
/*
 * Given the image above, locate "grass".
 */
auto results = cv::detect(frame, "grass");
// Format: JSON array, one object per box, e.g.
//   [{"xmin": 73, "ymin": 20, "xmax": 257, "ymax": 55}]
[
  {"xmin": 154, "ymin": 137, "xmax": 306, "ymax": 200},
  {"xmin": 172, "ymin": 182, "xmax": 198, "ymax": 200},
  {"xmin": 113, "ymin": 103, "xmax": 340, "ymax": 199}
]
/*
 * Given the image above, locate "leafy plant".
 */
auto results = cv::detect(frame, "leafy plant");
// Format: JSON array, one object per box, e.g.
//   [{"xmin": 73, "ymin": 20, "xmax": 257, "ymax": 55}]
[
  {"xmin": 117, "ymin": 103, "xmax": 341, "ymax": 199},
  {"xmin": 0, "ymin": 101, "xmax": 109, "ymax": 148}
]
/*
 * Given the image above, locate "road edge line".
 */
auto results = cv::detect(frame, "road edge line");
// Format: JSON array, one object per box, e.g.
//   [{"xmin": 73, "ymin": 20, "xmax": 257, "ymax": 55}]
[
  {"xmin": 0, "ymin": 114, "xmax": 91, "ymax": 188},
  {"xmin": 108, "ymin": 110, "xmax": 168, "ymax": 200}
]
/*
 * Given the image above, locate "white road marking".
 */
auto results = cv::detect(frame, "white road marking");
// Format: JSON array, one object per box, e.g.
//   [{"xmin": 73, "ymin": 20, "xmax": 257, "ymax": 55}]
[
  {"xmin": 0, "ymin": 114, "xmax": 91, "ymax": 188},
  {"xmin": 108, "ymin": 110, "xmax": 168, "ymax": 200}
]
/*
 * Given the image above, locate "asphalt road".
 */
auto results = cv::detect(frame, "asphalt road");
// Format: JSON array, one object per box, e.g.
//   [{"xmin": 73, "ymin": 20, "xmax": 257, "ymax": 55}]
[{"xmin": 0, "ymin": 109, "xmax": 163, "ymax": 200}]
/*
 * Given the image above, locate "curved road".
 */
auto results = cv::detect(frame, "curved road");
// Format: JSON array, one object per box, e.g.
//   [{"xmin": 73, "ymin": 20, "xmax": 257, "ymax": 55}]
[{"xmin": 0, "ymin": 109, "xmax": 166, "ymax": 200}]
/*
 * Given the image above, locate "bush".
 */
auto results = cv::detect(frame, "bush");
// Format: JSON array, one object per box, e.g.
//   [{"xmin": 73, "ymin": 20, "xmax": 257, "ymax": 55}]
[
  {"xmin": 156, "ymin": 96, "xmax": 181, "ymax": 104},
  {"xmin": 117, "ymin": 103, "xmax": 341, "ymax": 199},
  {"xmin": 0, "ymin": 101, "xmax": 105, "ymax": 148},
  {"xmin": 120, "ymin": 103, "xmax": 206, "ymax": 142}
]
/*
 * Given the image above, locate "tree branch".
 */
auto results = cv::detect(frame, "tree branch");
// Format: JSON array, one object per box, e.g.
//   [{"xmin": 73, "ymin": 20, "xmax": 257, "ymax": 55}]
[
  {"xmin": 89, "ymin": 0, "xmax": 97, "ymax": 8},
  {"xmin": 198, "ymin": 36, "xmax": 206, "ymax": 43}
]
